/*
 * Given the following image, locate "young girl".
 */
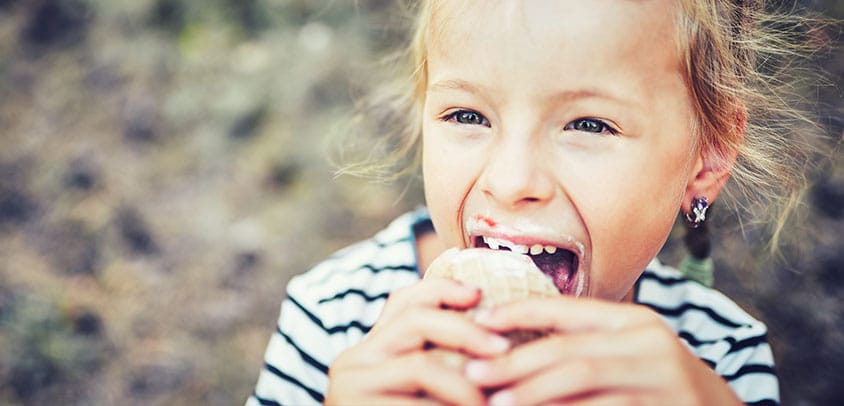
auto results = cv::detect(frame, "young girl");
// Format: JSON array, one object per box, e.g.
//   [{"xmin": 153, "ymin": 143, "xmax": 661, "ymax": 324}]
[{"xmin": 249, "ymin": 0, "xmax": 826, "ymax": 404}]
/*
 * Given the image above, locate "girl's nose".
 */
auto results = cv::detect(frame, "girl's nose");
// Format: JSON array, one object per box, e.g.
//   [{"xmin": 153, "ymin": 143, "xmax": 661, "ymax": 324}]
[{"xmin": 478, "ymin": 140, "xmax": 555, "ymax": 209}]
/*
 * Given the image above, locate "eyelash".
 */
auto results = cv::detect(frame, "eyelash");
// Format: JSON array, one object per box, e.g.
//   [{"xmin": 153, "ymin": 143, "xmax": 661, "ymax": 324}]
[
  {"xmin": 441, "ymin": 110, "xmax": 618, "ymax": 136},
  {"xmin": 441, "ymin": 109, "xmax": 491, "ymax": 127},
  {"xmin": 563, "ymin": 118, "xmax": 618, "ymax": 135}
]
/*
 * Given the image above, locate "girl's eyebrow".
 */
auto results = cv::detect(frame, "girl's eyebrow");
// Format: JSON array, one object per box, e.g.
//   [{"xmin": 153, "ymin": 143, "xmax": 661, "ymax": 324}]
[
  {"xmin": 544, "ymin": 87, "xmax": 636, "ymax": 107},
  {"xmin": 427, "ymin": 79, "xmax": 487, "ymax": 94},
  {"xmin": 428, "ymin": 78, "xmax": 635, "ymax": 107}
]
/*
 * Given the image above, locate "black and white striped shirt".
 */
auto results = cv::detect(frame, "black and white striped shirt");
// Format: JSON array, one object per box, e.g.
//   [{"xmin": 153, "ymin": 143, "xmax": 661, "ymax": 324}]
[{"xmin": 248, "ymin": 209, "xmax": 779, "ymax": 405}]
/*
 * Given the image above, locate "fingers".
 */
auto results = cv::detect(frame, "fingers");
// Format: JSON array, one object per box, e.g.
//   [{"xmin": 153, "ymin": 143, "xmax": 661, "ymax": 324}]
[
  {"xmin": 465, "ymin": 324, "xmax": 672, "ymax": 387},
  {"xmin": 337, "ymin": 351, "xmax": 485, "ymax": 406},
  {"xmin": 473, "ymin": 296, "xmax": 657, "ymax": 334},
  {"xmin": 462, "ymin": 299, "xmax": 713, "ymax": 405},
  {"xmin": 485, "ymin": 357, "xmax": 664, "ymax": 406},
  {"xmin": 359, "ymin": 396, "xmax": 441, "ymax": 406},
  {"xmin": 543, "ymin": 391, "xmax": 657, "ymax": 406},
  {"xmin": 338, "ymin": 278, "xmax": 508, "ymax": 371},
  {"xmin": 328, "ymin": 276, "xmax": 504, "ymax": 405},
  {"xmin": 377, "ymin": 278, "xmax": 482, "ymax": 326},
  {"xmin": 367, "ymin": 307, "xmax": 511, "ymax": 358}
]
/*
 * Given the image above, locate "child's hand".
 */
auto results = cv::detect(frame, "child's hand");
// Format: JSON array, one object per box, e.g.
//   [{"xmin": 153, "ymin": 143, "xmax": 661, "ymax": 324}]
[
  {"xmin": 324, "ymin": 278, "xmax": 510, "ymax": 406},
  {"xmin": 467, "ymin": 297, "xmax": 744, "ymax": 406}
]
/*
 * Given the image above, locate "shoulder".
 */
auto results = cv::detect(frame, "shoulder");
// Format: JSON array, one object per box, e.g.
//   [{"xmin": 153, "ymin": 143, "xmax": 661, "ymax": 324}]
[
  {"xmin": 636, "ymin": 259, "xmax": 766, "ymax": 336},
  {"xmin": 285, "ymin": 209, "xmax": 426, "ymax": 335},
  {"xmin": 636, "ymin": 259, "xmax": 779, "ymax": 403},
  {"xmin": 288, "ymin": 208, "xmax": 427, "ymax": 299},
  {"xmin": 250, "ymin": 210, "xmax": 428, "ymax": 405}
]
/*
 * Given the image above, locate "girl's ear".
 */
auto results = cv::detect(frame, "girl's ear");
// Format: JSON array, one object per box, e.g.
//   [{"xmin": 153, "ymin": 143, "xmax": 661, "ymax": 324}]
[{"xmin": 683, "ymin": 107, "xmax": 745, "ymax": 211}]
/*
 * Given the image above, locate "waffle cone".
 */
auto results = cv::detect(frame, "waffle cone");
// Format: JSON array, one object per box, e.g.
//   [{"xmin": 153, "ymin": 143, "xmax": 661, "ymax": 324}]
[
  {"xmin": 425, "ymin": 248, "xmax": 560, "ymax": 308},
  {"xmin": 423, "ymin": 248, "xmax": 560, "ymax": 369}
]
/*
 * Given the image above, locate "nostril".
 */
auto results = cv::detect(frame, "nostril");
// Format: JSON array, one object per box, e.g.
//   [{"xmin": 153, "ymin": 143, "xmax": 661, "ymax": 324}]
[{"xmin": 512, "ymin": 196, "xmax": 545, "ymax": 206}]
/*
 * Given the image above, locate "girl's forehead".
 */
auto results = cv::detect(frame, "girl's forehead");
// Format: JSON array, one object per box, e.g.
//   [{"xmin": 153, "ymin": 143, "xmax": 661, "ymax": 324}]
[
  {"xmin": 425, "ymin": 0, "xmax": 684, "ymax": 97},
  {"xmin": 428, "ymin": 0, "xmax": 680, "ymax": 55}
]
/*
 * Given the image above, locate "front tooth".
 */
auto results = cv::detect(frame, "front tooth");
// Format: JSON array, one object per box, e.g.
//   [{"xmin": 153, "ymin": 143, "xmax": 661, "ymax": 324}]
[
  {"xmin": 484, "ymin": 236, "xmax": 500, "ymax": 250},
  {"xmin": 544, "ymin": 245, "xmax": 557, "ymax": 254},
  {"xmin": 529, "ymin": 244, "xmax": 543, "ymax": 255},
  {"xmin": 512, "ymin": 244, "xmax": 529, "ymax": 254}
]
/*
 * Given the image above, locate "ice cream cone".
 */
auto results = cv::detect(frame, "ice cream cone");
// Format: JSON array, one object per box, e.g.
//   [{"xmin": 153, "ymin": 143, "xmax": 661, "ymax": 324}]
[{"xmin": 423, "ymin": 248, "xmax": 560, "ymax": 369}]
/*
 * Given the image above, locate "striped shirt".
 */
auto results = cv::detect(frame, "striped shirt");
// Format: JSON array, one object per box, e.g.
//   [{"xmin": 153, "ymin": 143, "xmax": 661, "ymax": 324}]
[{"xmin": 248, "ymin": 209, "xmax": 779, "ymax": 405}]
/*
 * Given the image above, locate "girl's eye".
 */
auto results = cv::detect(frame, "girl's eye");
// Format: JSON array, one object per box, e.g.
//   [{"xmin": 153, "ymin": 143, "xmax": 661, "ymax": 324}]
[
  {"xmin": 443, "ymin": 110, "xmax": 490, "ymax": 127},
  {"xmin": 564, "ymin": 118, "xmax": 617, "ymax": 135}
]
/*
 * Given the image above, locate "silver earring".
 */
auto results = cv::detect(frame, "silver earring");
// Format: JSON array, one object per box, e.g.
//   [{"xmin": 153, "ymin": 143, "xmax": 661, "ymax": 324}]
[{"xmin": 685, "ymin": 196, "xmax": 709, "ymax": 228}]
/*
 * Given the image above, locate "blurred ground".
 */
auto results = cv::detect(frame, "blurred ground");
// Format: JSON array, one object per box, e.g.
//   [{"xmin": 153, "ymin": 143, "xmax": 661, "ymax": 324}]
[{"xmin": 0, "ymin": 0, "xmax": 841, "ymax": 405}]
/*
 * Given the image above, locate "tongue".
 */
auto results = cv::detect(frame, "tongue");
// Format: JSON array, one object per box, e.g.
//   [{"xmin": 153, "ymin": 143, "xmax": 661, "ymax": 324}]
[{"xmin": 529, "ymin": 250, "xmax": 575, "ymax": 293}]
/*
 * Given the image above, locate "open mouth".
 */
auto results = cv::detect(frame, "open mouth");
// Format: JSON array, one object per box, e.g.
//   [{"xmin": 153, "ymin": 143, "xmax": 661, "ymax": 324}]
[{"xmin": 472, "ymin": 235, "xmax": 584, "ymax": 296}]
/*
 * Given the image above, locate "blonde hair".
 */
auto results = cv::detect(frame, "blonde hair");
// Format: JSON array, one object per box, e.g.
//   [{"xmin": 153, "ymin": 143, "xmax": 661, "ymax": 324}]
[
  {"xmin": 674, "ymin": 0, "xmax": 834, "ymax": 248},
  {"xmin": 335, "ymin": 0, "xmax": 835, "ymax": 249}
]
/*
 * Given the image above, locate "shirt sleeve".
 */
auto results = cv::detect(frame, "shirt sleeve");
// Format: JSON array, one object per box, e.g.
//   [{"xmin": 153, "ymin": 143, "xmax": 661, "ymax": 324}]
[
  {"xmin": 710, "ymin": 324, "xmax": 781, "ymax": 405},
  {"xmin": 635, "ymin": 263, "xmax": 781, "ymax": 405},
  {"xmin": 247, "ymin": 286, "xmax": 333, "ymax": 406}
]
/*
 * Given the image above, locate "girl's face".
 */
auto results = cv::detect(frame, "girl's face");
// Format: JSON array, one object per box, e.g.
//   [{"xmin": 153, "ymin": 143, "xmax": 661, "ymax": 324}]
[{"xmin": 422, "ymin": 0, "xmax": 701, "ymax": 301}]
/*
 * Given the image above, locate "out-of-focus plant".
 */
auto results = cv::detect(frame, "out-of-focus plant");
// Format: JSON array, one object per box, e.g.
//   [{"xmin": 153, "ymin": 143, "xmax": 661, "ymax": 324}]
[{"xmin": 0, "ymin": 289, "xmax": 108, "ymax": 403}]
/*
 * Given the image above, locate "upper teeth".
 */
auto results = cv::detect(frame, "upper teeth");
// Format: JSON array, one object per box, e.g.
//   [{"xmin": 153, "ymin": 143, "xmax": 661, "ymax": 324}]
[{"xmin": 483, "ymin": 236, "xmax": 558, "ymax": 255}]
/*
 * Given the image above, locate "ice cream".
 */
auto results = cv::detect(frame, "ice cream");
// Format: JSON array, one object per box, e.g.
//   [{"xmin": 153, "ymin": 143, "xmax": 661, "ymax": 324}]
[{"xmin": 423, "ymin": 248, "xmax": 561, "ymax": 368}]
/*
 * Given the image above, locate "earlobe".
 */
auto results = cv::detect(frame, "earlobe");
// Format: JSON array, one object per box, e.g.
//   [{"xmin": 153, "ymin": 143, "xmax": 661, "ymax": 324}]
[
  {"xmin": 682, "ymin": 146, "xmax": 735, "ymax": 210},
  {"xmin": 682, "ymin": 104, "xmax": 745, "ymax": 215}
]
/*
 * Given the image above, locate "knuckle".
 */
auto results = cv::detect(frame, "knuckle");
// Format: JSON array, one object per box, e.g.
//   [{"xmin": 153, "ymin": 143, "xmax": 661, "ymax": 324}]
[
  {"xmin": 404, "ymin": 309, "xmax": 435, "ymax": 331},
  {"xmin": 661, "ymin": 333, "xmax": 691, "ymax": 360},
  {"xmin": 386, "ymin": 284, "xmax": 414, "ymax": 305},
  {"xmin": 631, "ymin": 304, "xmax": 662, "ymax": 324},
  {"xmin": 571, "ymin": 358, "xmax": 602, "ymax": 386},
  {"xmin": 634, "ymin": 318, "xmax": 679, "ymax": 353},
  {"xmin": 649, "ymin": 328, "xmax": 677, "ymax": 350},
  {"xmin": 410, "ymin": 350, "xmax": 439, "ymax": 371}
]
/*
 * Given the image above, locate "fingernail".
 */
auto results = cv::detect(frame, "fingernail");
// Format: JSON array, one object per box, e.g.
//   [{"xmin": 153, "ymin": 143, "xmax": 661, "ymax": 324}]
[
  {"xmin": 487, "ymin": 334, "xmax": 510, "ymax": 353},
  {"xmin": 488, "ymin": 390, "xmax": 514, "ymax": 406},
  {"xmin": 464, "ymin": 359, "xmax": 490, "ymax": 381}
]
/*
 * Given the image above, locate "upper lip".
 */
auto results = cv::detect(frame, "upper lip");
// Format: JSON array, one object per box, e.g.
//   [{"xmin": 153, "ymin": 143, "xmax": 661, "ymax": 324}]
[{"xmin": 464, "ymin": 215, "xmax": 587, "ymax": 260}]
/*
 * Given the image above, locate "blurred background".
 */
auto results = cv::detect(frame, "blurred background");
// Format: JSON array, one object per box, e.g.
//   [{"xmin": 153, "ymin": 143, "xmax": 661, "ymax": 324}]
[{"xmin": 0, "ymin": 0, "xmax": 840, "ymax": 404}]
